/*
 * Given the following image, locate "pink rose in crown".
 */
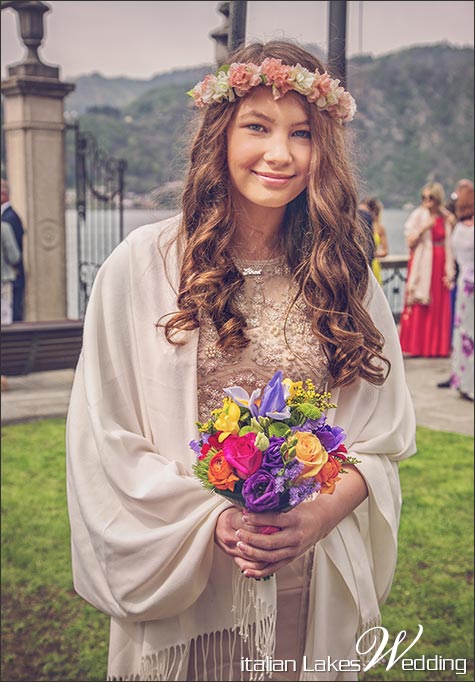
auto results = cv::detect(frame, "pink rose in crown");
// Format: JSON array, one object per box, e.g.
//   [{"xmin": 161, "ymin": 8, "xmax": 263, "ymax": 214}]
[
  {"xmin": 260, "ymin": 57, "xmax": 293, "ymax": 97},
  {"xmin": 308, "ymin": 71, "xmax": 333, "ymax": 102},
  {"xmin": 223, "ymin": 432, "xmax": 263, "ymax": 479},
  {"xmin": 228, "ymin": 63, "xmax": 262, "ymax": 96}
]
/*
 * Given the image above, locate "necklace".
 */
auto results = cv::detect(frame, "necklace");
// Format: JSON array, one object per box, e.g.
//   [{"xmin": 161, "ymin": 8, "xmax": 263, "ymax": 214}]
[
  {"xmin": 234, "ymin": 255, "xmax": 286, "ymax": 279},
  {"xmin": 241, "ymin": 265, "xmax": 264, "ymax": 276}
]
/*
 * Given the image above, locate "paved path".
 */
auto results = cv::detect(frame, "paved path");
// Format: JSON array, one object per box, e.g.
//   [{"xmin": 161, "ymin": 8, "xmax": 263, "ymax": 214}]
[{"xmin": 1, "ymin": 357, "xmax": 473, "ymax": 436}]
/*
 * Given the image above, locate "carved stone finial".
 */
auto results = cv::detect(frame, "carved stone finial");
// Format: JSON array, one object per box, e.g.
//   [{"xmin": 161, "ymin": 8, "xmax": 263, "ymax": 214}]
[{"xmin": 1, "ymin": 0, "xmax": 59, "ymax": 77}]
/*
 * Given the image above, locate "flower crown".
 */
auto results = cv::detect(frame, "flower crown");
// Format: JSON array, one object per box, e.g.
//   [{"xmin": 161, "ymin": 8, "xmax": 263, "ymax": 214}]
[{"xmin": 187, "ymin": 57, "xmax": 356, "ymax": 124}]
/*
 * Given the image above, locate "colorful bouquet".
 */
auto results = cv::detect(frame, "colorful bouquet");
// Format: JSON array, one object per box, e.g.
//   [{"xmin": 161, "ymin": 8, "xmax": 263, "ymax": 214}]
[{"xmin": 191, "ymin": 371, "xmax": 357, "ymax": 514}]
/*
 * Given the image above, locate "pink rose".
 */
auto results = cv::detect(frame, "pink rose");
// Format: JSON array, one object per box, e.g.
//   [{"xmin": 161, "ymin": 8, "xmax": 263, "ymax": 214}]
[
  {"xmin": 260, "ymin": 57, "xmax": 293, "ymax": 97},
  {"xmin": 307, "ymin": 71, "xmax": 333, "ymax": 102},
  {"xmin": 228, "ymin": 63, "xmax": 261, "ymax": 96},
  {"xmin": 223, "ymin": 432, "xmax": 263, "ymax": 479}
]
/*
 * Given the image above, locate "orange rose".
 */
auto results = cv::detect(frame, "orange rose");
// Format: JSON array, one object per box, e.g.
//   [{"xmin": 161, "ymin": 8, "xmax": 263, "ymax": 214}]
[
  {"xmin": 207, "ymin": 452, "xmax": 239, "ymax": 491},
  {"xmin": 294, "ymin": 431, "xmax": 328, "ymax": 478},
  {"xmin": 316, "ymin": 455, "xmax": 341, "ymax": 495}
]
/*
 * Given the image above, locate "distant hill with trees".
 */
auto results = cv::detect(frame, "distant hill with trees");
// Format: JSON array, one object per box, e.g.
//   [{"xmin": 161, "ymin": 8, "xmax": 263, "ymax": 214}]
[{"xmin": 348, "ymin": 44, "xmax": 474, "ymax": 206}]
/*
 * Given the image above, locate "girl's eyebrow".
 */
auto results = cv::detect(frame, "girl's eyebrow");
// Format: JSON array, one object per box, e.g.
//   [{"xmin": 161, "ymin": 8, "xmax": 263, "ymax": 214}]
[{"xmin": 239, "ymin": 110, "xmax": 309, "ymax": 127}]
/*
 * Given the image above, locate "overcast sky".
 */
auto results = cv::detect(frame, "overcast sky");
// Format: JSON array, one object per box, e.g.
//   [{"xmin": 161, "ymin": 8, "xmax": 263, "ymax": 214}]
[{"xmin": 1, "ymin": 1, "xmax": 473, "ymax": 80}]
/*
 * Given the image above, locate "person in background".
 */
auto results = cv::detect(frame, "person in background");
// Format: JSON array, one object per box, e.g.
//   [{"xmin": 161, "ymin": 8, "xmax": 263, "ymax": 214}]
[
  {"xmin": 357, "ymin": 199, "xmax": 376, "ymax": 266},
  {"xmin": 1, "ymin": 179, "xmax": 25, "ymax": 321},
  {"xmin": 361, "ymin": 196, "xmax": 389, "ymax": 284},
  {"xmin": 448, "ymin": 180, "xmax": 474, "ymax": 401},
  {"xmin": 1, "ymin": 219, "xmax": 21, "ymax": 391},
  {"xmin": 399, "ymin": 182, "xmax": 454, "ymax": 357},
  {"xmin": 66, "ymin": 40, "xmax": 416, "ymax": 682},
  {"xmin": 438, "ymin": 178, "xmax": 474, "ymax": 389},
  {"xmin": 1, "ymin": 219, "xmax": 21, "ymax": 324}
]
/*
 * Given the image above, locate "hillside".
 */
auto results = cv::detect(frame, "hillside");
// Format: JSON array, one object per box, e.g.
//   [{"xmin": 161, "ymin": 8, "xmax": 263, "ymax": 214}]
[
  {"xmin": 349, "ymin": 44, "xmax": 474, "ymax": 206},
  {"xmin": 63, "ymin": 44, "xmax": 474, "ymax": 207},
  {"xmin": 65, "ymin": 65, "xmax": 211, "ymax": 114}
]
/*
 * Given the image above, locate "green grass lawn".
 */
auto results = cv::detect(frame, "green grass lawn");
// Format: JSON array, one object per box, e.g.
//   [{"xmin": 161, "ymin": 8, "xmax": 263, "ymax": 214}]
[{"xmin": 1, "ymin": 420, "xmax": 473, "ymax": 681}]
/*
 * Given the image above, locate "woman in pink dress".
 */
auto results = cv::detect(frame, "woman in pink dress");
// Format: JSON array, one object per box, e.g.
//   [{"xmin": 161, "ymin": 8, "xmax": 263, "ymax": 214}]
[{"xmin": 400, "ymin": 182, "xmax": 455, "ymax": 357}]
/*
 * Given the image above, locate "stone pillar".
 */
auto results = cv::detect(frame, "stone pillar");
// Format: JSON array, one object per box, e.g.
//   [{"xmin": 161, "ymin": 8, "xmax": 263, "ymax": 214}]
[{"xmin": 1, "ymin": 1, "xmax": 75, "ymax": 320}]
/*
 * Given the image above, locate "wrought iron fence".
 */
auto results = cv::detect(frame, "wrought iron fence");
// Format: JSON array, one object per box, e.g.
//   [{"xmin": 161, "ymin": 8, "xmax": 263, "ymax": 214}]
[
  {"xmin": 379, "ymin": 255, "xmax": 409, "ymax": 323},
  {"xmin": 68, "ymin": 123, "xmax": 127, "ymax": 317}
]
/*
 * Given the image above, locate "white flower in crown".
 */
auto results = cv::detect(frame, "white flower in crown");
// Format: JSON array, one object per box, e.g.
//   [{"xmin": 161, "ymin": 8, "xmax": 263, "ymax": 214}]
[
  {"xmin": 325, "ymin": 79, "xmax": 345, "ymax": 107},
  {"xmin": 289, "ymin": 64, "xmax": 317, "ymax": 95},
  {"xmin": 211, "ymin": 70, "xmax": 236, "ymax": 103}
]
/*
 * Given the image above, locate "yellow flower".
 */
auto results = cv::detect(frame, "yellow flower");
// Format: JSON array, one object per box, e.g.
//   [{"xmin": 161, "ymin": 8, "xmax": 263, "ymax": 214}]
[
  {"xmin": 214, "ymin": 399, "xmax": 241, "ymax": 442},
  {"xmin": 294, "ymin": 431, "xmax": 328, "ymax": 478},
  {"xmin": 283, "ymin": 378, "xmax": 303, "ymax": 400}
]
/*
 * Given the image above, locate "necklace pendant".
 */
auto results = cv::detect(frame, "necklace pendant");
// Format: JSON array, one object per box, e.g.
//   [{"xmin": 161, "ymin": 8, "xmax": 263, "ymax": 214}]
[{"xmin": 242, "ymin": 266, "xmax": 263, "ymax": 276}]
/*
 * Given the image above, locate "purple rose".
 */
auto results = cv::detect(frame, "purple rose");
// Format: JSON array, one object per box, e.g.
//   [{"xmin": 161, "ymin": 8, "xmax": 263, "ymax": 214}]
[
  {"xmin": 290, "ymin": 417, "xmax": 346, "ymax": 453},
  {"xmin": 262, "ymin": 437, "xmax": 285, "ymax": 471},
  {"xmin": 314, "ymin": 424, "xmax": 346, "ymax": 453},
  {"xmin": 242, "ymin": 469, "xmax": 281, "ymax": 512}
]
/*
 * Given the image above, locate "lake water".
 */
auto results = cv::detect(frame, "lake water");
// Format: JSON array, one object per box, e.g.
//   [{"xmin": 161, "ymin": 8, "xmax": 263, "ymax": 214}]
[{"xmin": 65, "ymin": 207, "xmax": 411, "ymax": 317}]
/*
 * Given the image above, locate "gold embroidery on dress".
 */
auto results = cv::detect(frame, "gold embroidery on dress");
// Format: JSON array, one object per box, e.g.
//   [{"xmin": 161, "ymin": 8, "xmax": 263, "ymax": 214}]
[{"xmin": 197, "ymin": 256, "xmax": 328, "ymax": 421}]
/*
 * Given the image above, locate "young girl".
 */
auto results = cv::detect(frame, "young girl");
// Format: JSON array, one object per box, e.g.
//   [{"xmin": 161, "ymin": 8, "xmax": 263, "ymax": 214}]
[{"xmin": 66, "ymin": 41, "xmax": 416, "ymax": 681}]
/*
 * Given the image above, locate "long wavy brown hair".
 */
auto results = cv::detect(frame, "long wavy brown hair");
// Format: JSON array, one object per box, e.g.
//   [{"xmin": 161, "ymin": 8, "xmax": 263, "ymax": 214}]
[{"xmin": 163, "ymin": 40, "xmax": 390, "ymax": 387}]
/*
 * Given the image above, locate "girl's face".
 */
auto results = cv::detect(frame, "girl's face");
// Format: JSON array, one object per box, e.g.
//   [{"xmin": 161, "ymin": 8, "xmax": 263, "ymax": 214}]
[{"xmin": 226, "ymin": 87, "xmax": 312, "ymax": 214}]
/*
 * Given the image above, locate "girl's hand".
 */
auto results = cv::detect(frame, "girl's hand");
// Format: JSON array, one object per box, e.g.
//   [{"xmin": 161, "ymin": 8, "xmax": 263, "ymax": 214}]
[
  {"xmin": 214, "ymin": 506, "xmax": 269, "ymax": 573},
  {"xmin": 234, "ymin": 502, "xmax": 325, "ymax": 578},
  {"xmin": 215, "ymin": 466, "xmax": 367, "ymax": 579}
]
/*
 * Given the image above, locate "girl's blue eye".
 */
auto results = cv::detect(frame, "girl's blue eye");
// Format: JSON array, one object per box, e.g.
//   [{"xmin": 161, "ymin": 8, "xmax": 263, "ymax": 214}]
[
  {"xmin": 293, "ymin": 130, "xmax": 311, "ymax": 138},
  {"xmin": 247, "ymin": 124, "xmax": 265, "ymax": 132}
]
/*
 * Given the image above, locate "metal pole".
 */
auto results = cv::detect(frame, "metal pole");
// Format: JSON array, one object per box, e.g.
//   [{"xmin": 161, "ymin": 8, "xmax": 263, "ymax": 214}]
[
  {"xmin": 358, "ymin": 0, "xmax": 364, "ymax": 54},
  {"xmin": 328, "ymin": 0, "xmax": 347, "ymax": 87},
  {"xmin": 228, "ymin": 0, "xmax": 247, "ymax": 53}
]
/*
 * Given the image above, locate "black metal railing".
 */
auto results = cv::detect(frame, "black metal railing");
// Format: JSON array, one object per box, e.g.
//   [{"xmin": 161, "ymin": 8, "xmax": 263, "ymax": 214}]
[
  {"xmin": 379, "ymin": 255, "xmax": 408, "ymax": 323},
  {"xmin": 68, "ymin": 123, "xmax": 126, "ymax": 317}
]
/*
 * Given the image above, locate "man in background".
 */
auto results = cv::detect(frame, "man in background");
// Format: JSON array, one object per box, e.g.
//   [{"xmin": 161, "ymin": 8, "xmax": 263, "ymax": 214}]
[{"xmin": 1, "ymin": 179, "xmax": 25, "ymax": 321}]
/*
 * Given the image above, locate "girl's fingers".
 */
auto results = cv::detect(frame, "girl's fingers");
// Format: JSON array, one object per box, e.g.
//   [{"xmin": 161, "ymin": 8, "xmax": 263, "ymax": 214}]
[{"xmin": 236, "ymin": 539, "xmax": 293, "ymax": 564}]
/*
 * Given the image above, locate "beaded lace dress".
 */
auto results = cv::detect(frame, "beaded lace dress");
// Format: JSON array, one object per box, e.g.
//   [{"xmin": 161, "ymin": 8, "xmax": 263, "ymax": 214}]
[
  {"xmin": 197, "ymin": 255, "xmax": 328, "ymax": 421},
  {"xmin": 195, "ymin": 255, "xmax": 329, "ymax": 680}
]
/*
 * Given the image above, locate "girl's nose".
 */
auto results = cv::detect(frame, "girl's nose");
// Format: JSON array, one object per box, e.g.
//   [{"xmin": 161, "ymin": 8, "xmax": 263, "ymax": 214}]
[{"xmin": 263, "ymin": 134, "xmax": 292, "ymax": 165}]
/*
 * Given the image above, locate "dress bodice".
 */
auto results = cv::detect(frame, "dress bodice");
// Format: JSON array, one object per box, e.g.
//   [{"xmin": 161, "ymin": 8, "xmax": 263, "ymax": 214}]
[
  {"xmin": 197, "ymin": 256, "xmax": 328, "ymax": 421},
  {"xmin": 431, "ymin": 215, "xmax": 446, "ymax": 243}
]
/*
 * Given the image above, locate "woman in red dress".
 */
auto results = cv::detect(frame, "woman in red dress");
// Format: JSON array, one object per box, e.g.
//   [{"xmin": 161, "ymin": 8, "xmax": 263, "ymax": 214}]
[{"xmin": 400, "ymin": 182, "xmax": 455, "ymax": 357}]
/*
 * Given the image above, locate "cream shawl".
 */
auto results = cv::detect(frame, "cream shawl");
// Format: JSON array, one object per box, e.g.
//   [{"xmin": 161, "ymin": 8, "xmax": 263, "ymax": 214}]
[
  {"xmin": 404, "ymin": 206, "xmax": 454, "ymax": 305},
  {"xmin": 66, "ymin": 215, "xmax": 416, "ymax": 681}
]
